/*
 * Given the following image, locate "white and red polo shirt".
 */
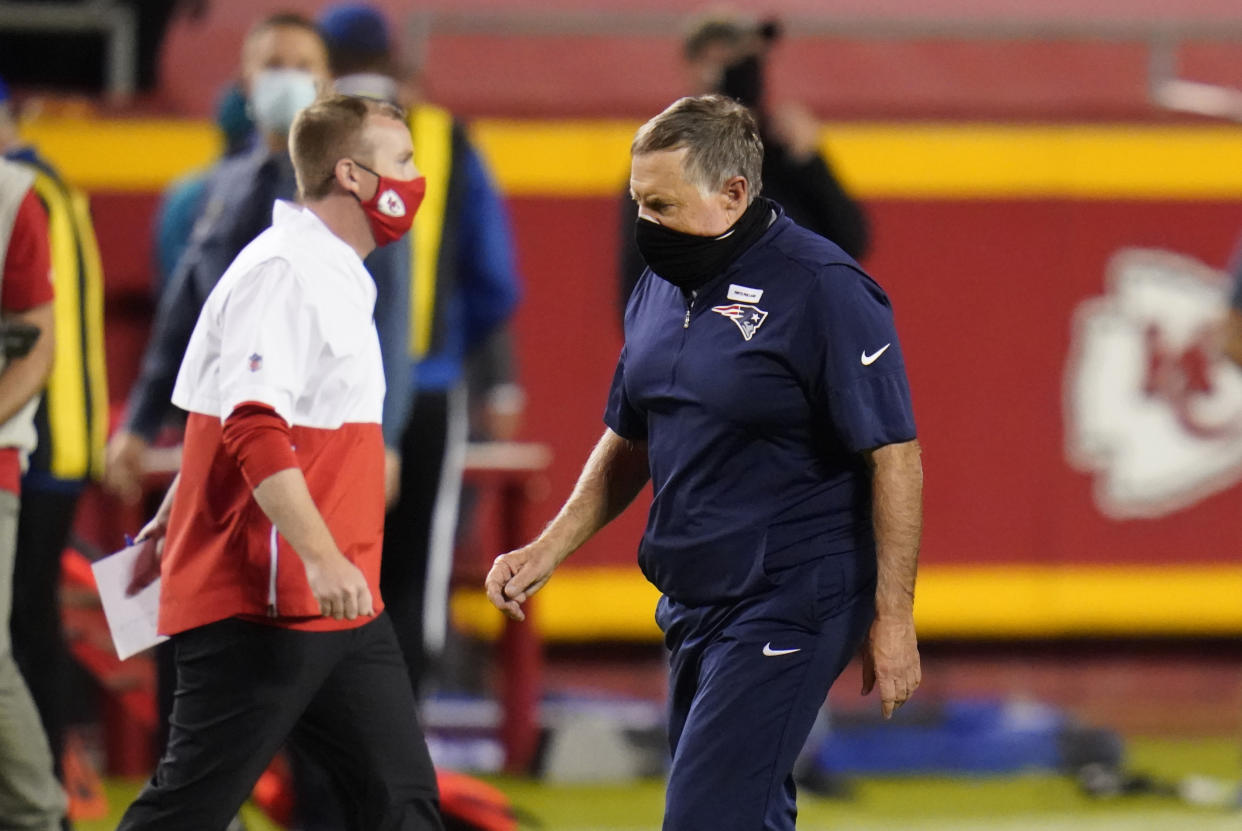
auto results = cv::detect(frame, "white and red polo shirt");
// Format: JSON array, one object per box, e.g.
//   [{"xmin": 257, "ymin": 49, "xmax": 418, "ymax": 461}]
[{"xmin": 160, "ymin": 201, "xmax": 386, "ymax": 635}]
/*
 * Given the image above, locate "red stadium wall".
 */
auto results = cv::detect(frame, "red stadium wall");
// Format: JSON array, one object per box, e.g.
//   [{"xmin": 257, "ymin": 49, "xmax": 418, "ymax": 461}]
[
  {"xmin": 153, "ymin": 1, "xmax": 1242, "ymax": 121},
  {"xmin": 506, "ymin": 196, "xmax": 1242, "ymax": 570}
]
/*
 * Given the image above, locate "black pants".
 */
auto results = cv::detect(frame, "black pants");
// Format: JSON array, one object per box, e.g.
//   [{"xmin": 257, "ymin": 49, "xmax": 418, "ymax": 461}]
[
  {"xmin": 291, "ymin": 389, "xmax": 462, "ymax": 831},
  {"xmin": 11, "ymin": 484, "xmax": 81, "ymax": 777},
  {"xmin": 117, "ymin": 614, "xmax": 443, "ymax": 831},
  {"xmin": 381, "ymin": 387, "xmax": 463, "ymax": 696}
]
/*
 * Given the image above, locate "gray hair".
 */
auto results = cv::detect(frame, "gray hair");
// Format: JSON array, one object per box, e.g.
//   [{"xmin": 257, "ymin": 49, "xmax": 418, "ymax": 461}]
[{"xmin": 631, "ymin": 95, "xmax": 763, "ymax": 199}]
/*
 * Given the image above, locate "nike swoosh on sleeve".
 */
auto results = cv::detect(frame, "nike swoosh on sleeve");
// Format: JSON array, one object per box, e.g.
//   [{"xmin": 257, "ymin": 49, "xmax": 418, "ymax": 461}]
[
  {"xmin": 762, "ymin": 642, "xmax": 802, "ymax": 657},
  {"xmin": 861, "ymin": 344, "xmax": 891, "ymax": 366}
]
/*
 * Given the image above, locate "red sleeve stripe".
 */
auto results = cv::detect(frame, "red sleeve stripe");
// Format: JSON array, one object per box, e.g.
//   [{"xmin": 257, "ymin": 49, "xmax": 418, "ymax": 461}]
[{"xmin": 221, "ymin": 401, "xmax": 299, "ymax": 488}]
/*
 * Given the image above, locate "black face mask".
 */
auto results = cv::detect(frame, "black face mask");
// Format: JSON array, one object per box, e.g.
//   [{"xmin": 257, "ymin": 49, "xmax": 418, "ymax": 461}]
[{"xmin": 634, "ymin": 198, "xmax": 772, "ymax": 292}]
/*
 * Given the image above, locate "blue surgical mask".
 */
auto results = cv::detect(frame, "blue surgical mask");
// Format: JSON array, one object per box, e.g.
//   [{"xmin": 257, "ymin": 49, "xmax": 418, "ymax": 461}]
[{"xmin": 249, "ymin": 69, "xmax": 318, "ymax": 135}]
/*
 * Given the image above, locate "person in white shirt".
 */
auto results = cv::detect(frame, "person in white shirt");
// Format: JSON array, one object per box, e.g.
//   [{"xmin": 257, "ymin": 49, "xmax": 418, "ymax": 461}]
[{"xmin": 117, "ymin": 94, "xmax": 443, "ymax": 831}]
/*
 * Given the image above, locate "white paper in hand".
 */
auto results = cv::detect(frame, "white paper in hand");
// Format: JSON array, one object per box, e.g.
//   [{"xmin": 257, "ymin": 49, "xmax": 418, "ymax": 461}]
[{"xmin": 92, "ymin": 541, "xmax": 169, "ymax": 660}]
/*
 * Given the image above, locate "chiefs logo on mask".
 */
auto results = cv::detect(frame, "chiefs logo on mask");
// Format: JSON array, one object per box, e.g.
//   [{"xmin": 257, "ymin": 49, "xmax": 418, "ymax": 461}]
[
  {"xmin": 377, "ymin": 189, "xmax": 406, "ymax": 218},
  {"xmin": 356, "ymin": 174, "xmax": 426, "ymax": 247},
  {"xmin": 1065, "ymin": 249, "xmax": 1242, "ymax": 518}
]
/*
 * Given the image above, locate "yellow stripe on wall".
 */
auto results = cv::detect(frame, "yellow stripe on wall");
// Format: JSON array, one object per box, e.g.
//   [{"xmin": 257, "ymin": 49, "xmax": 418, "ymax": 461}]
[
  {"xmin": 828, "ymin": 124, "xmax": 1242, "ymax": 199},
  {"xmin": 470, "ymin": 120, "xmax": 638, "ymax": 197},
  {"xmin": 23, "ymin": 117, "xmax": 1242, "ymax": 199},
  {"xmin": 21, "ymin": 119, "xmax": 224, "ymax": 192},
  {"xmin": 451, "ymin": 565, "xmax": 1242, "ymax": 642}
]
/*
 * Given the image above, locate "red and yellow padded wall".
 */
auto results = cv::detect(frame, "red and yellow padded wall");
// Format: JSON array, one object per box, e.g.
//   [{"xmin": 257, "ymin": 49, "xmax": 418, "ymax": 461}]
[{"xmin": 27, "ymin": 117, "xmax": 1242, "ymax": 641}]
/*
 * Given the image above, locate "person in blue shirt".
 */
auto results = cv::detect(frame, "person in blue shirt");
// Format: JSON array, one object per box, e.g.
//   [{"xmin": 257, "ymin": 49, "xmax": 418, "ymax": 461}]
[
  {"xmin": 487, "ymin": 95, "xmax": 922, "ymax": 831},
  {"xmin": 152, "ymin": 82, "xmax": 254, "ymax": 293}
]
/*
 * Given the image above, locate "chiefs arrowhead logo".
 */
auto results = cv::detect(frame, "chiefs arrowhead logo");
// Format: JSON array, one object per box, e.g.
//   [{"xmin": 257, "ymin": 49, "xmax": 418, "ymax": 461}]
[
  {"xmin": 1065, "ymin": 249, "xmax": 1242, "ymax": 518},
  {"xmin": 377, "ymin": 189, "xmax": 406, "ymax": 218}
]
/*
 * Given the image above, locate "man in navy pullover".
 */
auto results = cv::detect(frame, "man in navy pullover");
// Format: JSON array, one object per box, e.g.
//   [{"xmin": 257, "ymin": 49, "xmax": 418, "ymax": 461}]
[{"xmin": 487, "ymin": 95, "xmax": 922, "ymax": 831}]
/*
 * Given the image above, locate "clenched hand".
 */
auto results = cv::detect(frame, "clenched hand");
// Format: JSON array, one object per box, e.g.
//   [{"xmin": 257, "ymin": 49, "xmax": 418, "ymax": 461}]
[{"xmin": 304, "ymin": 554, "xmax": 374, "ymax": 620}]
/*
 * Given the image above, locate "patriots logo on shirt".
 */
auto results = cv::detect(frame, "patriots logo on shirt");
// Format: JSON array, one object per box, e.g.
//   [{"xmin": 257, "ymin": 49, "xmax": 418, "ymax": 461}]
[
  {"xmin": 711, "ymin": 304, "xmax": 768, "ymax": 341},
  {"xmin": 248, "ymin": 353, "xmax": 263, "ymax": 372},
  {"xmin": 377, "ymin": 189, "xmax": 406, "ymax": 218}
]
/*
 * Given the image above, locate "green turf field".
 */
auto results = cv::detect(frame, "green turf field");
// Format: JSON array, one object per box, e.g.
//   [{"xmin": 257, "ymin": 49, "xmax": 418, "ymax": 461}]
[{"xmin": 84, "ymin": 737, "xmax": 1242, "ymax": 830}]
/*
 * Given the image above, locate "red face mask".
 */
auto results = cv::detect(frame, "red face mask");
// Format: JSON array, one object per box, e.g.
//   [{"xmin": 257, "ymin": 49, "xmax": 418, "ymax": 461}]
[{"xmin": 352, "ymin": 161, "xmax": 426, "ymax": 247}]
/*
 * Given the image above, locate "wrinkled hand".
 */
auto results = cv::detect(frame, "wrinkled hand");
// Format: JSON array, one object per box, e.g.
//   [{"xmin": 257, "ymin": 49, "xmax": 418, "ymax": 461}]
[
  {"xmin": 485, "ymin": 542, "xmax": 560, "ymax": 622},
  {"xmin": 304, "ymin": 554, "xmax": 374, "ymax": 620},
  {"xmin": 125, "ymin": 516, "xmax": 167, "ymax": 597},
  {"xmin": 860, "ymin": 614, "xmax": 921, "ymax": 719},
  {"xmin": 384, "ymin": 448, "xmax": 402, "ymax": 510},
  {"xmin": 103, "ymin": 431, "xmax": 150, "ymax": 506}
]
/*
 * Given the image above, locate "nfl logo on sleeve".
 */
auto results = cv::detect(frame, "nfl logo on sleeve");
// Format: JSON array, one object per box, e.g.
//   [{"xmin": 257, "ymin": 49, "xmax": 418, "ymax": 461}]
[{"xmin": 248, "ymin": 353, "xmax": 263, "ymax": 372}]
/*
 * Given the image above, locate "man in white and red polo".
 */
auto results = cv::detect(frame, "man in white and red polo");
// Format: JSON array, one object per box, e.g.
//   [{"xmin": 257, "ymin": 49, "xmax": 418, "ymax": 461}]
[{"xmin": 118, "ymin": 94, "xmax": 441, "ymax": 831}]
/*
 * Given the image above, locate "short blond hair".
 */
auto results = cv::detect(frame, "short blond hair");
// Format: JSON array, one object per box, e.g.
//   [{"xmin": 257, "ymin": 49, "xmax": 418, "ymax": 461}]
[
  {"xmin": 288, "ymin": 93, "xmax": 405, "ymax": 200},
  {"xmin": 631, "ymin": 94, "xmax": 763, "ymax": 198}
]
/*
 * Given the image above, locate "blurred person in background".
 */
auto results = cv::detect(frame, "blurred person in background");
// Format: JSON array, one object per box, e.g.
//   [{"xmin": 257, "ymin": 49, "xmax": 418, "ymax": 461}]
[
  {"xmin": 116, "ymin": 93, "xmax": 442, "ymax": 831},
  {"xmin": 104, "ymin": 12, "xmax": 410, "ymax": 513},
  {"xmin": 0, "ymin": 155, "xmax": 66, "ymax": 831},
  {"xmin": 152, "ymin": 82, "xmax": 255, "ymax": 292},
  {"xmin": 1, "ymin": 75, "xmax": 109, "ymax": 826},
  {"xmin": 465, "ymin": 328, "xmax": 525, "ymax": 444},
  {"xmin": 490, "ymin": 95, "xmax": 921, "ymax": 831},
  {"xmin": 317, "ymin": 2, "xmax": 521, "ymax": 698},
  {"xmin": 617, "ymin": 11, "xmax": 870, "ymax": 321}
]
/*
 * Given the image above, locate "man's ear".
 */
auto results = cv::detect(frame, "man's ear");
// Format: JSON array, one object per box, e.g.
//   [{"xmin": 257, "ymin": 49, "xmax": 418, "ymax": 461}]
[
  {"xmin": 723, "ymin": 175, "xmax": 749, "ymax": 214},
  {"xmin": 334, "ymin": 158, "xmax": 361, "ymax": 197}
]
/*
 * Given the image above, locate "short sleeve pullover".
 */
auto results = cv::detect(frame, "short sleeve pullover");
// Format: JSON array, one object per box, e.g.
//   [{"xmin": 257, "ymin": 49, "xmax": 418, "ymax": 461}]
[
  {"xmin": 794, "ymin": 264, "xmax": 916, "ymax": 453},
  {"xmin": 605, "ymin": 204, "xmax": 916, "ymax": 605}
]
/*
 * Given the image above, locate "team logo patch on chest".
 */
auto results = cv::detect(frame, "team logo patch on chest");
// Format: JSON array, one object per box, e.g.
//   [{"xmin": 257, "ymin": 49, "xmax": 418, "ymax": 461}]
[{"xmin": 711, "ymin": 304, "xmax": 768, "ymax": 341}]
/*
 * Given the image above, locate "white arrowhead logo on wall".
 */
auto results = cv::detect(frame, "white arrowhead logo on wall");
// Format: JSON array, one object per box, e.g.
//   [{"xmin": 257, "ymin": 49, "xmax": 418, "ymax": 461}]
[{"xmin": 1065, "ymin": 249, "xmax": 1242, "ymax": 518}]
